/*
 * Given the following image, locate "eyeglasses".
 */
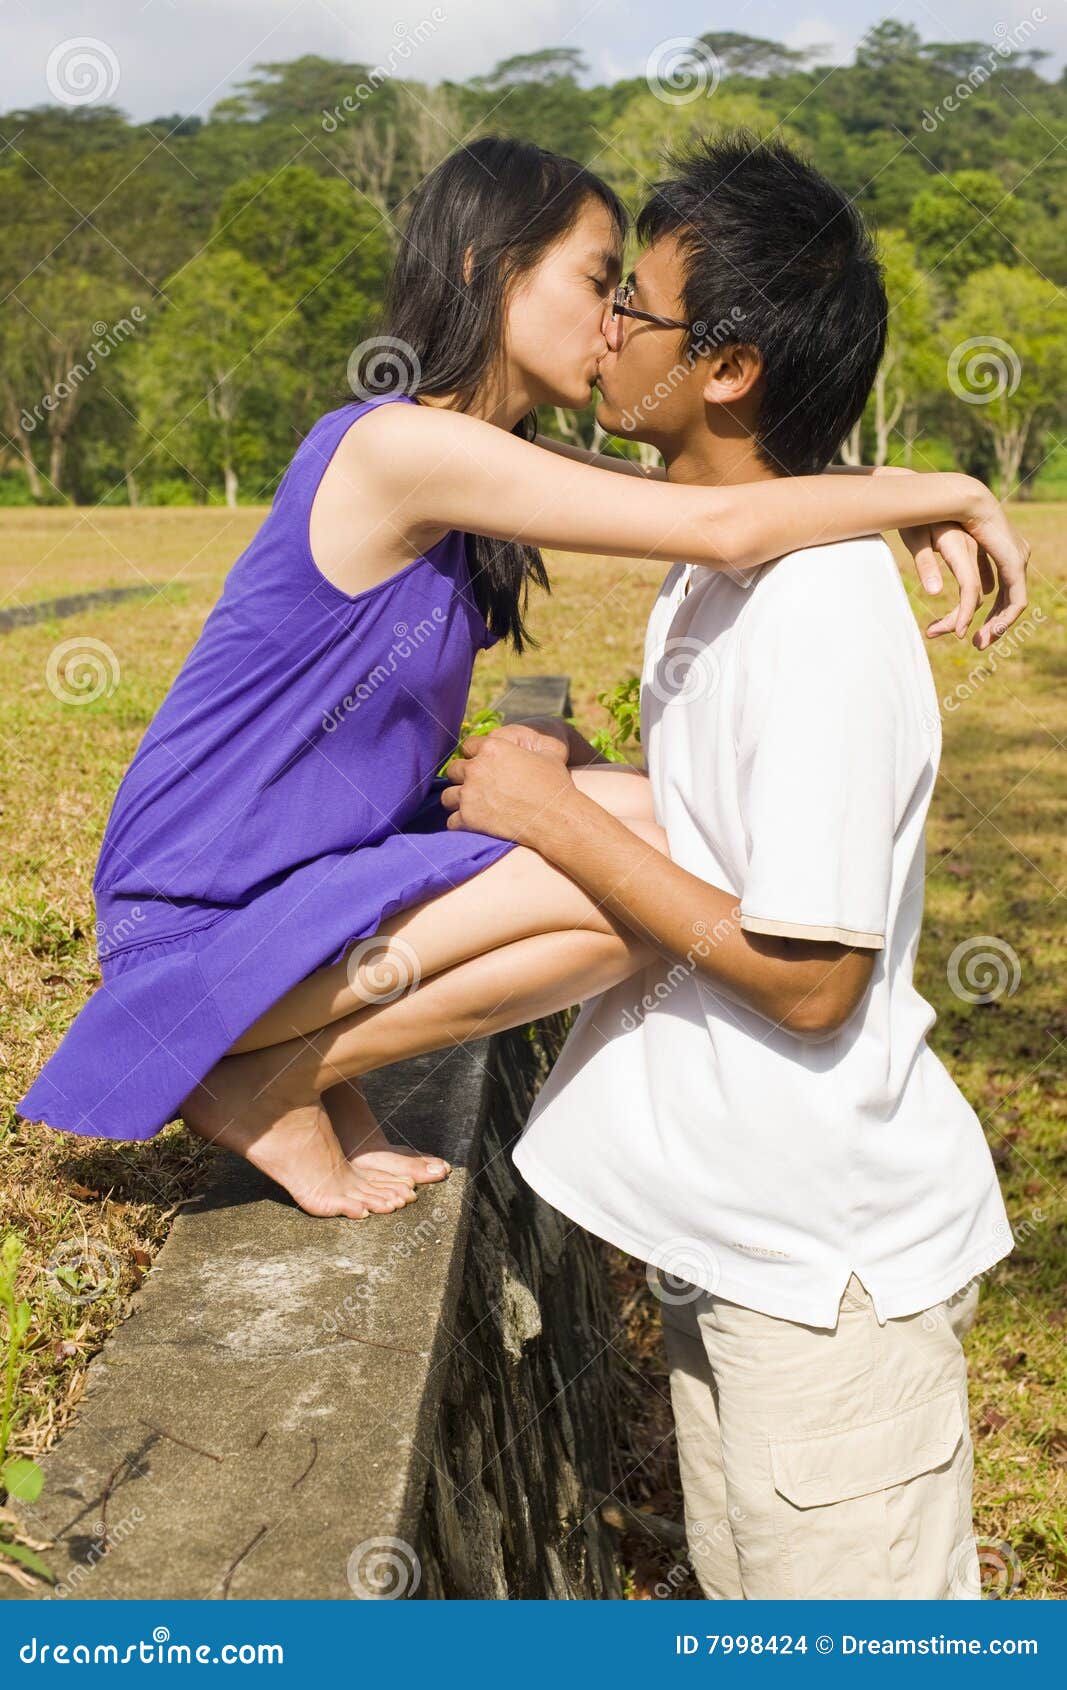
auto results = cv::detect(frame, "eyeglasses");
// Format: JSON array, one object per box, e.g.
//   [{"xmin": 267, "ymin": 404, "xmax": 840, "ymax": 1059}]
[{"xmin": 611, "ymin": 277, "xmax": 702, "ymax": 335}]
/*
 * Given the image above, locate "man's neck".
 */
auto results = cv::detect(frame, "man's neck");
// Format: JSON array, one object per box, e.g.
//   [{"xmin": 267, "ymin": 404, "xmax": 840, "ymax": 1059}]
[{"xmin": 661, "ymin": 431, "xmax": 780, "ymax": 490}]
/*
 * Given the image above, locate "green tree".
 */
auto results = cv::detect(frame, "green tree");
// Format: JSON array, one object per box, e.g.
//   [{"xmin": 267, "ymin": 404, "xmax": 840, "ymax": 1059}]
[
  {"xmin": 211, "ymin": 55, "xmax": 378, "ymax": 125},
  {"xmin": 908, "ymin": 171, "xmax": 1022, "ymax": 291},
  {"xmin": 598, "ymin": 89, "xmax": 786, "ymax": 215},
  {"xmin": 695, "ymin": 32, "xmax": 822, "ymax": 77},
  {"xmin": 0, "ymin": 269, "xmax": 142, "ymax": 499},
  {"xmin": 476, "ymin": 49, "xmax": 589, "ymax": 87},
  {"xmin": 943, "ymin": 264, "xmax": 1067, "ymax": 497},
  {"xmin": 855, "ymin": 20, "xmax": 924, "ymax": 71},
  {"xmin": 841, "ymin": 232, "xmax": 940, "ymax": 465},
  {"xmin": 214, "ymin": 166, "xmax": 391, "ymax": 418},
  {"xmin": 132, "ymin": 250, "xmax": 301, "ymax": 505}
]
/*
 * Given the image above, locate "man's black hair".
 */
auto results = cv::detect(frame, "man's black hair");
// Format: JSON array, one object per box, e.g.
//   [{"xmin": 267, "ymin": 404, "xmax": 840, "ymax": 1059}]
[{"xmin": 636, "ymin": 130, "xmax": 888, "ymax": 476}]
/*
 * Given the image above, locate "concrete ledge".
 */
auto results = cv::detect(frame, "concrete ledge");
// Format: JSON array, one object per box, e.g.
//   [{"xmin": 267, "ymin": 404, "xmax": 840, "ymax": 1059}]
[
  {"xmin": 3, "ymin": 1024, "xmax": 621, "ymax": 1600},
  {"xmin": 492, "ymin": 675, "xmax": 573, "ymax": 723}
]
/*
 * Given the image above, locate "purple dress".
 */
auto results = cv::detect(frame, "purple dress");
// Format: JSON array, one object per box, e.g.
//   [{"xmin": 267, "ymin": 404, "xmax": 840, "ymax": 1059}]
[{"xmin": 17, "ymin": 395, "xmax": 518, "ymax": 1142}]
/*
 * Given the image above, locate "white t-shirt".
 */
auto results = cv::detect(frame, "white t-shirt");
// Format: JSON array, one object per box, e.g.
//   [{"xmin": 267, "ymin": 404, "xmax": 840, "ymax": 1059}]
[{"xmin": 512, "ymin": 536, "xmax": 1013, "ymax": 1328}]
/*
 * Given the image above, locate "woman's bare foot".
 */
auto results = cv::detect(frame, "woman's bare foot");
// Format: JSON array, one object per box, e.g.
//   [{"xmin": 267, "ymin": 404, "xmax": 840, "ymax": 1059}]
[
  {"xmin": 323, "ymin": 1079, "xmax": 451, "ymax": 1190},
  {"xmin": 180, "ymin": 1048, "xmax": 416, "ymax": 1219}
]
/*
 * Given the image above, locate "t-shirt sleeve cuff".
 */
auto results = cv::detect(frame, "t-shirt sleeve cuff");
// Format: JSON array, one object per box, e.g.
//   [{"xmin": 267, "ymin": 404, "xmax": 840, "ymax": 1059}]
[{"xmin": 739, "ymin": 912, "xmax": 886, "ymax": 950}]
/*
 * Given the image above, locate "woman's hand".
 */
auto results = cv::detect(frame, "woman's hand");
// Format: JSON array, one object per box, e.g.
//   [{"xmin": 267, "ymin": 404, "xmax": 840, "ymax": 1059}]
[
  {"xmin": 958, "ymin": 497, "xmax": 1032, "ymax": 648},
  {"xmin": 878, "ymin": 467, "xmax": 1030, "ymax": 649},
  {"xmin": 487, "ymin": 719, "xmax": 571, "ymax": 762},
  {"xmin": 488, "ymin": 716, "xmax": 619, "ymax": 768}
]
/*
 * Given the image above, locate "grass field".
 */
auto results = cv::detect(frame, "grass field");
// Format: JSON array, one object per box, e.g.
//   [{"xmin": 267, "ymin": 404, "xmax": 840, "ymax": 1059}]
[{"xmin": 1, "ymin": 504, "xmax": 1064, "ymax": 1596}]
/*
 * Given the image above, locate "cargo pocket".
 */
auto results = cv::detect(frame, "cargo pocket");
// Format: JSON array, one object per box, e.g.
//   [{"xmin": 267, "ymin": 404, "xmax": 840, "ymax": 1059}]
[{"xmin": 768, "ymin": 1388, "xmax": 966, "ymax": 1598}]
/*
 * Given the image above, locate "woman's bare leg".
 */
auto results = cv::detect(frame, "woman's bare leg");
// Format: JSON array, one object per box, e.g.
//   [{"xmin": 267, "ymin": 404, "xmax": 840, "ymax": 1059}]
[
  {"xmin": 180, "ymin": 919, "xmax": 657, "ymax": 1219},
  {"xmin": 319, "ymin": 767, "xmax": 652, "ymax": 1176},
  {"xmin": 311, "ymin": 923, "xmax": 659, "ymax": 1084},
  {"xmin": 180, "ymin": 769, "xmax": 665, "ymax": 1219},
  {"xmin": 217, "ymin": 769, "xmax": 659, "ymax": 1196},
  {"xmin": 230, "ymin": 768, "xmax": 660, "ymax": 1056}
]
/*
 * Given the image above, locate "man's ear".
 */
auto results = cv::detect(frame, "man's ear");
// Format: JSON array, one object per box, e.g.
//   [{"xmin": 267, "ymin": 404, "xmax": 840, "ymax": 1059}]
[{"xmin": 701, "ymin": 343, "xmax": 764, "ymax": 406}]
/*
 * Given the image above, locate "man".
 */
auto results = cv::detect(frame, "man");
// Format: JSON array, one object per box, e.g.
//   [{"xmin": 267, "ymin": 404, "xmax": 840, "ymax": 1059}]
[{"xmin": 441, "ymin": 133, "xmax": 1014, "ymax": 1599}]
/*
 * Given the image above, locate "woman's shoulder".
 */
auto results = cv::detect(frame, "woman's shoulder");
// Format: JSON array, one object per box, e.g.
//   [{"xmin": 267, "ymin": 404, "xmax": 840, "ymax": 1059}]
[
  {"xmin": 281, "ymin": 397, "xmax": 424, "ymax": 510},
  {"xmin": 320, "ymin": 392, "xmax": 428, "ymax": 468},
  {"xmin": 307, "ymin": 392, "xmax": 418, "ymax": 448}
]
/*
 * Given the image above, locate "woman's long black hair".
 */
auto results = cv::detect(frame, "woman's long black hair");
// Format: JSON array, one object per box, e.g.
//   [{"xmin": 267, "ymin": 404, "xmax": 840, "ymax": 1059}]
[{"xmin": 349, "ymin": 137, "xmax": 628, "ymax": 653}]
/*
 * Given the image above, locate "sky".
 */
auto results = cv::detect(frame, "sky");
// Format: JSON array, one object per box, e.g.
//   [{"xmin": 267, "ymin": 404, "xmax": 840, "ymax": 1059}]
[{"xmin": 0, "ymin": 0, "xmax": 1062, "ymax": 124}]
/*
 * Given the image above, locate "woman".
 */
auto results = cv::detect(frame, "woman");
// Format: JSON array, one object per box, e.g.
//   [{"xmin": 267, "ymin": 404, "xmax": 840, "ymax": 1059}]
[{"xmin": 18, "ymin": 138, "xmax": 1028, "ymax": 1221}]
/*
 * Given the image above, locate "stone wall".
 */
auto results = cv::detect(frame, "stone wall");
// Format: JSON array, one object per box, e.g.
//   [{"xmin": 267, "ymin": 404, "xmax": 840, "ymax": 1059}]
[{"xmin": 416, "ymin": 1020, "xmax": 622, "ymax": 1599}]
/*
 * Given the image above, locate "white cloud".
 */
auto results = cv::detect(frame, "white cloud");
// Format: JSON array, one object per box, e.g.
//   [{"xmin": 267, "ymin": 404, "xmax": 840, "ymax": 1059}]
[{"xmin": 783, "ymin": 15, "xmax": 855, "ymax": 66}]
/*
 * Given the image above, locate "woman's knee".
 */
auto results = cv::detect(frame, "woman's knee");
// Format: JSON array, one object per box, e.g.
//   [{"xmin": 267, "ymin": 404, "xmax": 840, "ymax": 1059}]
[{"xmin": 571, "ymin": 763, "xmax": 656, "ymax": 823}]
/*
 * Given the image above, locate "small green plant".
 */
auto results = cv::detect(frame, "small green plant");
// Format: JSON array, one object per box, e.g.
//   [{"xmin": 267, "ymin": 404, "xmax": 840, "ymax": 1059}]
[
  {"xmin": 0, "ymin": 898, "xmax": 83, "ymax": 960},
  {"xmin": 0, "ymin": 1234, "xmax": 52, "ymax": 1583},
  {"xmin": 588, "ymin": 675, "xmax": 642, "ymax": 763},
  {"xmin": 436, "ymin": 705, "xmax": 505, "ymax": 777}
]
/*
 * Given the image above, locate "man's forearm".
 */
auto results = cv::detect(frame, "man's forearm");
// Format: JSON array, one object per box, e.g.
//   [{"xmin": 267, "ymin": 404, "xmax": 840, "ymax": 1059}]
[
  {"xmin": 533, "ymin": 433, "xmax": 664, "ymax": 479},
  {"xmin": 526, "ymin": 788, "xmax": 860, "ymax": 1033}
]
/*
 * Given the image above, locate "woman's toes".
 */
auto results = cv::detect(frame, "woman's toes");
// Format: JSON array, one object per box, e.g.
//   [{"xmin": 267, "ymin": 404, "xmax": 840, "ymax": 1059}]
[
  {"xmin": 354, "ymin": 1149, "xmax": 450, "ymax": 1185},
  {"xmin": 359, "ymin": 1165, "xmax": 417, "ymax": 1192},
  {"xmin": 295, "ymin": 1185, "xmax": 369, "ymax": 1221},
  {"xmin": 413, "ymin": 1157, "xmax": 449, "ymax": 1183},
  {"xmin": 363, "ymin": 1194, "xmax": 402, "ymax": 1214},
  {"xmin": 358, "ymin": 1180, "xmax": 417, "ymax": 1213}
]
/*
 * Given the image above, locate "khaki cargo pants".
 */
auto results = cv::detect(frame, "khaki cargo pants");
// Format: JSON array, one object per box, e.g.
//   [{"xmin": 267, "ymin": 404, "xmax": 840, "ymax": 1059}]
[{"xmin": 658, "ymin": 1271, "xmax": 982, "ymax": 1600}]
